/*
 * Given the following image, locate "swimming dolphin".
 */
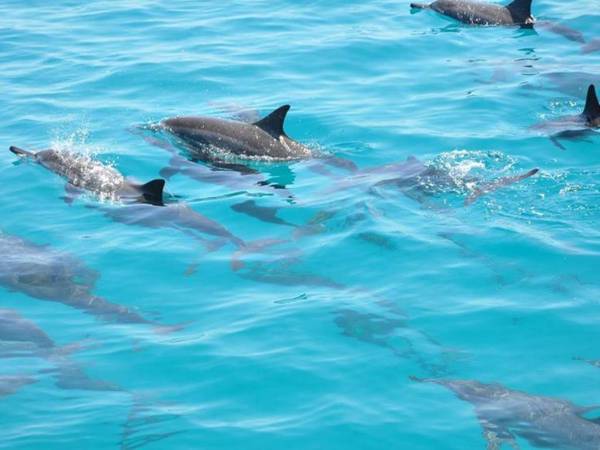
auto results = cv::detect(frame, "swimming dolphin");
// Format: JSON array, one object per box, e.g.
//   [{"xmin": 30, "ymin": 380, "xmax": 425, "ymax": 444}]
[
  {"xmin": 323, "ymin": 156, "xmax": 538, "ymax": 206},
  {"xmin": 159, "ymin": 105, "xmax": 312, "ymax": 161},
  {"xmin": 410, "ymin": 0, "xmax": 534, "ymax": 26},
  {"xmin": 9, "ymin": 146, "xmax": 165, "ymax": 205},
  {"xmin": 335, "ymin": 308, "xmax": 451, "ymax": 375},
  {"xmin": 0, "ymin": 231, "xmax": 179, "ymax": 333},
  {"xmin": 0, "ymin": 308, "xmax": 119, "ymax": 391},
  {"xmin": 96, "ymin": 201, "xmax": 244, "ymax": 249},
  {"xmin": 531, "ymin": 84, "xmax": 600, "ymax": 149},
  {"xmin": 412, "ymin": 377, "xmax": 600, "ymax": 450},
  {"xmin": 0, "ymin": 376, "xmax": 35, "ymax": 397}
]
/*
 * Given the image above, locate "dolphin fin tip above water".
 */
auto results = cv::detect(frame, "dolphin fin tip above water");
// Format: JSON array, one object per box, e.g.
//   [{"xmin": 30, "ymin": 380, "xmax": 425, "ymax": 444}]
[
  {"xmin": 583, "ymin": 84, "xmax": 600, "ymax": 123},
  {"xmin": 252, "ymin": 104, "xmax": 291, "ymax": 138},
  {"xmin": 136, "ymin": 179, "xmax": 166, "ymax": 206}
]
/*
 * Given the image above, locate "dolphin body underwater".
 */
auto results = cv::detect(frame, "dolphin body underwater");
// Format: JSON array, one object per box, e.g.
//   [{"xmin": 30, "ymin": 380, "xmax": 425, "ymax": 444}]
[
  {"xmin": 413, "ymin": 377, "xmax": 600, "ymax": 450},
  {"xmin": 0, "ymin": 231, "xmax": 179, "ymax": 333},
  {"xmin": 410, "ymin": 0, "xmax": 534, "ymax": 26},
  {"xmin": 532, "ymin": 84, "xmax": 600, "ymax": 149},
  {"xmin": 0, "ymin": 308, "xmax": 119, "ymax": 391},
  {"xmin": 9, "ymin": 146, "xmax": 165, "ymax": 205},
  {"xmin": 159, "ymin": 105, "xmax": 312, "ymax": 162}
]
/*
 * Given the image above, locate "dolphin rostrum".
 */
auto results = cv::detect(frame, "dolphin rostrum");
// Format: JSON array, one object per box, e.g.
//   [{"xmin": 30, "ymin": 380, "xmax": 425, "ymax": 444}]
[
  {"xmin": 9, "ymin": 146, "xmax": 165, "ymax": 205},
  {"xmin": 0, "ymin": 231, "xmax": 180, "ymax": 333},
  {"xmin": 412, "ymin": 377, "xmax": 600, "ymax": 450},
  {"xmin": 0, "ymin": 308, "xmax": 119, "ymax": 391},
  {"xmin": 531, "ymin": 84, "xmax": 600, "ymax": 149},
  {"xmin": 410, "ymin": 0, "xmax": 534, "ymax": 26},
  {"xmin": 159, "ymin": 105, "xmax": 312, "ymax": 161}
]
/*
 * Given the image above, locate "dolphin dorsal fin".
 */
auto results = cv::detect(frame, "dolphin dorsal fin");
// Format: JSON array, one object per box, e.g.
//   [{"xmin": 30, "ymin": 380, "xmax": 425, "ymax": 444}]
[
  {"xmin": 583, "ymin": 84, "xmax": 600, "ymax": 121},
  {"xmin": 253, "ymin": 105, "xmax": 291, "ymax": 138},
  {"xmin": 506, "ymin": 0, "xmax": 533, "ymax": 20},
  {"xmin": 139, "ymin": 179, "xmax": 165, "ymax": 206}
]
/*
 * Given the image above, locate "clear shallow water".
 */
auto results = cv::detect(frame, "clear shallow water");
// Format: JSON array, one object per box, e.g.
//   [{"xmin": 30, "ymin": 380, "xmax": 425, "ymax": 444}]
[{"xmin": 1, "ymin": 1, "xmax": 599, "ymax": 449}]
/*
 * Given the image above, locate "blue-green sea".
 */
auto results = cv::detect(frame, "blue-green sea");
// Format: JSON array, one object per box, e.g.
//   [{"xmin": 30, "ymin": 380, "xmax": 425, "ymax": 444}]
[{"xmin": 1, "ymin": 1, "xmax": 599, "ymax": 449}]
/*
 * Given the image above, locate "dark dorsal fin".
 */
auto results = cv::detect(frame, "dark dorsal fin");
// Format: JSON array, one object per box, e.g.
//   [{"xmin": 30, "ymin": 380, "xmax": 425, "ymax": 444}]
[
  {"xmin": 253, "ymin": 105, "xmax": 291, "ymax": 138},
  {"xmin": 583, "ymin": 84, "xmax": 600, "ymax": 121},
  {"xmin": 139, "ymin": 179, "xmax": 165, "ymax": 206},
  {"xmin": 506, "ymin": 0, "xmax": 533, "ymax": 21}
]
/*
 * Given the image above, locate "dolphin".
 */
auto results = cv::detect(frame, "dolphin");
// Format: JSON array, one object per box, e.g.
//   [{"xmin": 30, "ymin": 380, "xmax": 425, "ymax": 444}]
[
  {"xmin": 96, "ymin": 201, "xmax": 244, "ymax": 249},
  {"xmin": 9, "ymin": 146, "xmax": 165, "ymax": 205},
  {"xmin": 334, "ymin": 308, "xmax": 451, "ymax": 375},
  {"xmin": 531, "ymin": 84, "xmax": 600, "ymax": 149},
  {"xmin": 0, "ymin": 231, "xmax": 180, "ymax": 333},
  {"xmin": 0, "ymin": 308, "xmax": 119, "ymax": 391},
  {"xmin": 412, "ymin": 377, "xmax": 600, "ymax": 450},
  {"xmin": 231, "ymin": 200, "xmax": 297, "ymax": 227},
  {"xmin": 410, "ymin": 0, "xmax": 534, "ymax": 26},
  {"xmin": 0, "ymin": 376, "xmax": 35, "ymax": 397},
  {"xmin": 159, "ymin": 105, "xmax": 312, "ymax": 161},
  {"xmin": 323, "ymin": 156, "xmax": 538, "ymax": 206}
]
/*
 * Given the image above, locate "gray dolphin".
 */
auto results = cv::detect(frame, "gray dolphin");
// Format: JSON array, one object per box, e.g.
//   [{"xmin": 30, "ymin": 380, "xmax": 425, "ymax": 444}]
[
  {"xmin": 531, "ymin": 84, "xmax": 600, "ymax": 149},
  {"xmin": 0, "ymin": 231, "xmax": 179, "ymax": 333},
  {"xmin": 411, "ymin": 0, "xmax": 534, "ymax": 26},
  {"xmin": 324, "ymin": 156, "xmax": 538, "ymax": 206},
  {"xmin": 0, "ymin": 376, "xmax": 35, "ymax": 397},
  {"xmin": 413, "ymin": 377, "xmax": 600, "ymax": 450},
  {"xmin": 0, "ymin": 308, "xmax": 119, "ymax": 391},
  {"xmin": 9, "ymin": 146, "xmax": 165, "ymax": 206},
  {"xmin": 96, "ymin": 201, "xmax": 244, "ymax": 249},
  {"xmin": 159, "ymin": 105, "xmax": 312, "ymax": 161}
]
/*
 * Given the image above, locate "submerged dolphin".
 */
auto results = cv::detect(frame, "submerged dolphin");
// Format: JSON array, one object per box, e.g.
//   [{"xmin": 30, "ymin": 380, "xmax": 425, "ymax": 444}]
[
  {"xmin": 159, "ymin": 105, "xmax": 312, "ymax": 161},
  {"xmin": 413, "ymin": 377, "xmax": 600, "ymax": 450},
  {"xmin": 9, "ymin": 146, "xmax": 165, "ymax": 205},
  {"xmin": 0, "ymin": 231, "xmax": 179, "ymax": 333},
  {"xmin": 97, "ymin": 201, "xmax": 244, "ymax": 249},
  {"xmin": 411, "ymin": 0, "xmax": 534, "ymax": 26},
  {"xmin": 532, "ymin": 84, "xmax": 600, "ymax": 149},
  {"xmin": 0, "ymin": 308, "xmax": 119, "ymax": 391},
  {"xmin": 0, "ymin": 376, "xmax": 35, "ymax": 398},
  {"xmin": 324, "ymin": 156, "xmax": 538, "ymax": 206}
]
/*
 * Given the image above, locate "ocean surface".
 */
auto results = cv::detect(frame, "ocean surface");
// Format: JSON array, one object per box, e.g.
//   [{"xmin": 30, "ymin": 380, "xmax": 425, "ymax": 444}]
[{"xmin": 1, "ymin": 1, "xmax": 599, "ymax": 449}]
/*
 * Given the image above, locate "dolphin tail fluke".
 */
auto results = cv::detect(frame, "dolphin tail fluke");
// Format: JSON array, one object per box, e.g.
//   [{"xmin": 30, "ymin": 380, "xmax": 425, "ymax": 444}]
[
  {"xmin": 465, "ymin": 168, "xmax": 539, "ymax": 206},
  {"xmin": 139, "ymin": 179, "xmax": 166, "ymax": 206},
  {"xmin": 583, "ymin": 84, "xmax": 600, "ymax": 121},
  {"xmin": 410, "ymin": 3, "xmax": 431, "ymax": 9},
  {"xmin": 9, "ymin": 146, "xmax": 35, "ymax": 158}
]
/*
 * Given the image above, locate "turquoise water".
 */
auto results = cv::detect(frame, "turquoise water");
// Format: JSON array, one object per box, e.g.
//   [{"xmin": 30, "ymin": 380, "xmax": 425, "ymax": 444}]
[{"xmin": 1, "ymin": 1, "xmax": 599, "ymax": 448}]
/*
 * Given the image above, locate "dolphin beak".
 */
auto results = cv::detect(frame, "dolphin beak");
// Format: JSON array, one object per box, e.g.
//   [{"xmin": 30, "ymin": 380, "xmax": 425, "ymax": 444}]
[{"xmin": 9, "ymin": 146, "xmax": 34, "ymax": 158}]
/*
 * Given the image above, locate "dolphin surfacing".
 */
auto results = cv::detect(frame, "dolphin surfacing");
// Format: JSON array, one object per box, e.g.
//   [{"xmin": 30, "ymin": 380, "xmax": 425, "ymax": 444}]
[
  {"xmin": 411, "ymin": 0, "xmax": 534, "ymax": 26},
  {"xmin": 9, "ymin": 146, "xmax": 165, "ymax": 205},
  {"xmin": 531, "ymin": 84, "xmax": 600, "ymax": 149},
  {"xmin": 160, "ymin": 105, "xmax": 312, "ymax": 161}
]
